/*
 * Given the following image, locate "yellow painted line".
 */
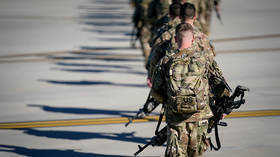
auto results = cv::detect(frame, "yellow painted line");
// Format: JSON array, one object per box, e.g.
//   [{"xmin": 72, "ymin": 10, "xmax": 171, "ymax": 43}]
[
  {"xmin": 227, "ymin": 110, "xmax": 280, "ymax": 118},
  {"xmin": 0, "ymin": 110, "xmax": 279, "ymax": 129},
  {"xmin": 0, "ymin": 116, "xmax": 159, "ymax": 129}
]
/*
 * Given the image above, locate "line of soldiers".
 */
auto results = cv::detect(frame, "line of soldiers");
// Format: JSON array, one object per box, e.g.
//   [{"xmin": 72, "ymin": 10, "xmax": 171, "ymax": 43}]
[
  {"xmin": 127, "ymin": 1, "xmax": 248, "ymax": 157},
  {"xmin": 130, "ymin": 0, "xmax": 221, "ymax": 65}
]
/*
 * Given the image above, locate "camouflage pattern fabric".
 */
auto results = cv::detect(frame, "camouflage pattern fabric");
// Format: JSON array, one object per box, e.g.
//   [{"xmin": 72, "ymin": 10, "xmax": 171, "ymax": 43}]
[
  {"xmin": 151, "ymin": 24, "xmax": 177, "ymax": 47},
  {"xmin": 146, "ymin": 16, "xmax": 180, "ymax": 71},
  {"xmin": 148, "ymin": 0, "xmax": 172, "ymax": 23},
  {"xmin": 165, "ymin": 120, "xmax": 209, "ymax": 157},
  {"xmin": 133, "ymin": 0, "xmax": 154, "ymax": 64},
  {"xmin": 147, "ymin": 25, "xmax": 215, "ymax": 79},
  {"xmin": 153, "ymin": 47, "xmax": 214, "ymax": 124},
  {"xmin": 182, "ymin": 0, "xmax": 220, "ymax": 35},
  {"xmin": 196, "ymin": 0, "xmax": 214, "ymax": 35},
  {"xmin": 149, "ymin": 15, "xmax": 181, "ymax": 46},
  {"xmin": 151, "ymin": 29, "xmax": 230, "ymax": 157},
  {"xmin": 139, "ymin": 25, "xmax": 152, "ymax": 64}
]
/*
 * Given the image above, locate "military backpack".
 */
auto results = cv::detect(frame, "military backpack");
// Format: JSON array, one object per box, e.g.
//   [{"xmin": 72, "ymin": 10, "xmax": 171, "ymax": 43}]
[{"xmin": 160, "ymin": 49, "xmax": 210, "ymax": 115}]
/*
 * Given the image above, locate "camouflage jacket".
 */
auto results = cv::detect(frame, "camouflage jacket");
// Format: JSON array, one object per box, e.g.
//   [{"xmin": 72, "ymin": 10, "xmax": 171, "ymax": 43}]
[
  {"xmin": 133, "ymin": 0, "xmax": 154, "ymax": 27},
  {"xmin": 148, "ymin": 0, "xmax": 171, "ymax": 20},
  {"xmin": 151, "ymin": 30, "xmax": 229, "ymax": 123},
  {"xmin": 147, "ymin": 26, "xmax": 215, "ymax": 79},
  {"xmin": 149, "ymin": 15, "xmax": 181, "ymax": 47}
]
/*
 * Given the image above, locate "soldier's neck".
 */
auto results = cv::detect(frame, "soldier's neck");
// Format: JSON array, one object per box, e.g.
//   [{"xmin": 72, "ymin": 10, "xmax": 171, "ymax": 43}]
[
  {"xmin": 179, "ymin": 43, "xmax": 192, "ymax": 50},
  {"xmin": 184, "ymin": 19, "xmax": 194, "ymax": 26}
]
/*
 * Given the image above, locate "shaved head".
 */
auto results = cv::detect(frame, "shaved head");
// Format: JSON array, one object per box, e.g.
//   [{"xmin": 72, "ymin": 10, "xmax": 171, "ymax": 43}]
[{"xmin": 175, "ymin": 23, "xmax": 194, "ymax": 48}]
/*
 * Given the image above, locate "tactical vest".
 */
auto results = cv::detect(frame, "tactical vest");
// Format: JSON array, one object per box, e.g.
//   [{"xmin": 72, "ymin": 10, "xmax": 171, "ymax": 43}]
[{"xmin": 164, "ymin": 49, "xmax": 210, "ymax": 116}]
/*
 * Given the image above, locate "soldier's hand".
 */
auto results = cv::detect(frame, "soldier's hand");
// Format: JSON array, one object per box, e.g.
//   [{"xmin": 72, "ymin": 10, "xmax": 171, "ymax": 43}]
[
  {"xmin": 136, "ymin": 109, "xmax": 146, "ymax": 118},
  {"xmin": 147, "ymin": 77, "xmax": 152, "ymax": 88},
  {"xmin": 221, "ymin": 113, "xmax": 227, "ymax": 120},
  {"xmin": 214, "ymin": 0, "xmax": 221, "ymax": 11}
]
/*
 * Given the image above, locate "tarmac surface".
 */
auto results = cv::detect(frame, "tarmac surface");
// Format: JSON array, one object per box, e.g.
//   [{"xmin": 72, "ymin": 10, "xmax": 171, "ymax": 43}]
[{"xmin": 0, "ymin": 0, "xmax": 280, "ymax": 157}]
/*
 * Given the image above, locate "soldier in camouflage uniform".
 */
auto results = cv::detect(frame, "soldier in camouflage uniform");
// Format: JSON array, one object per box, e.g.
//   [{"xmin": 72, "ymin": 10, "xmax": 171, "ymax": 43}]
[
  {"xmin": 151, "ymin": 23, "xmax": 230, "ymax": 157},
  {"xmin": 149, "ymin": 1, "xmax": 181, "ymax": 47},
  {"xmin": 148, "ymin": 0, "xmax": 172, "ymax": 22},
  {"xmin": 133, "ymin": 0, "xmax": 154, "ymax": 64},
  {"xmin": 197, "ymin": 0, "xmax": 221, "ymax": 35},
  {"xmin": 147, "ymin": 2, "xmax": 215, "ymax": 86},
  {"xmin": 180, "ymin": 0, "xmax": 221, "ymax": 35}
]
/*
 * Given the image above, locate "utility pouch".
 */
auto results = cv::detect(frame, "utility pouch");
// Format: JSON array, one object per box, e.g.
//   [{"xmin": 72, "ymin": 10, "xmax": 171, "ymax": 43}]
[{"xmin": 172, "ymin": 95, "xmax": 205, "ymax": 114}]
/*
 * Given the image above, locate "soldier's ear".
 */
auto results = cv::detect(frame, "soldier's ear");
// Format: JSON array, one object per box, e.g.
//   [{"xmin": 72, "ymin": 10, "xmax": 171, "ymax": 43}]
[
  {"xmin": 193, "ymin": 16, "xmax": 197, "ymax": 21},
  {"xmin": 192, "ymin": 34, "xmax": 194, "ymax": 42},
  {"xmin": 175, "ymin": 36, "xmax": 178, "ymax": 43}
]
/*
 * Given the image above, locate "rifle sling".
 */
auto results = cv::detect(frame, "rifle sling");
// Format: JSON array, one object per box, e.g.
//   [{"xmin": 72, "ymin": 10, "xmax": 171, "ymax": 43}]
[
  {"xmin": 209, "ymin": 122, "xmax": 221, "ymax": 151},
  {"xmin": 155, "ymin": 104, "xmax": 164, "ymax": 135}
]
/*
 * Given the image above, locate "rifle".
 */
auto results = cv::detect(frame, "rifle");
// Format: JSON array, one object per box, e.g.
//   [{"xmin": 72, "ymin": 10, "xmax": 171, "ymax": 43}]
[
  {"xmin": 125, "ymin": 93, "xmax": 160, "ymax": 127},
  {"xmin": 132, "ymin": 85, "xmax": 249, "ymax": 155},
  {"xmin": 133, "ymin": 98, "xmax": 165, "ymax": 156},
  {"xmin": 208, "ymin": 85, "xmax": 250, "ymax": 150},
  {"xmin": 134, "ymin": 124, "xmax": 167, "ymax": 156},
  {"xmin": 213, "ymin": 0, "xmax": 223, "ymax": 24}
]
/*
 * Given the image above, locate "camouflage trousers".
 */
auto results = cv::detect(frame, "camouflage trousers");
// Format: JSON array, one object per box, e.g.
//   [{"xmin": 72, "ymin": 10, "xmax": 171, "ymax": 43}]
[
  {"xmin": 139, "ymin": 25, "xmax": 152, "ymax": 65},
  {"xmin": 197, "ymin": 0, "xmax": 213, "ymax": 35},
  {"xmin": 185, "ymin": 0, "xmax": 212, "ymax": 35},
  {"xmin": 165, "ymin": 120, "xmax": 209, "ymax": 157}
]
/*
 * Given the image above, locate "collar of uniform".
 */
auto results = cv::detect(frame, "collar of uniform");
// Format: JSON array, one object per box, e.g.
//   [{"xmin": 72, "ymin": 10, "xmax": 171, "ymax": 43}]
[{"xmin": 175, "ymin": 48, "xmax": 193, "ymax": 58}]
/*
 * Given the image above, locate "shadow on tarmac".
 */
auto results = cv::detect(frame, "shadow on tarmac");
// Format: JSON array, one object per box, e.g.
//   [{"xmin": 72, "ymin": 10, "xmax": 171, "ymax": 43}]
[
  {"xmin": 78, "ymin": 6, "xmax": 125, "ymax": 11},
  {"xmin": 49, "ymin": 56, "xmax": 142, "ymax": 62},
  {"xmin": 39, "ymin": 79, "xmax": 147, "ymax": 87},
  {"xmin": 15, "ymin": 128, "xmax": 150, "ymax": 144},
  {"xmin": 70, "ymin": 51, "xmax": 117, "ymax": 56},
  {"xmin": 78, "ymin": 0, "xmax": 134, "ymax": 41},
  {"xmin": 82, "ymin": 28, "xmax": 132, "ymax": 35},
  {"xmin": 93, "ymin": 0, "xmax": 129, "ymax": 5},
  {"xmin": 53, "ymin": 54, "xmax": 145, "ymax": 76},
  {"xmin": 52, "ymin": 67, "xmax": 146, "ymax": 76},
  {"xmin": 55, "ymin": 62, "xmax": 132, "ymax": 70},
  {"xmin": 0, "ymin": 145, "xmax": 131, "ymax": 157},
  {"xmin": 83, "ymin": 21, "xmax": 130, "ymax": 27},
  {"xmin": 81, "ymin": 13, "xmax": 130, "ymax": 19},
  {"xmin": 27, "ymin": 104, "xmax": 139, "ymax": 117},
  {"xmin": 79, "ymin": 46, "xmax": 137, "ymax": 51},
  {"xmin": 97, "ymin": 37, "xmax": 130, "ymax": 42}
]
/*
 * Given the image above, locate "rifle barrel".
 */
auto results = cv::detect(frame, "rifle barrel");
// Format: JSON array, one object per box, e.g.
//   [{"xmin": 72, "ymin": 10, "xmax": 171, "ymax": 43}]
[{"xmin": 134, "ymin": 141, "xmax": 152, "ymax": 156}]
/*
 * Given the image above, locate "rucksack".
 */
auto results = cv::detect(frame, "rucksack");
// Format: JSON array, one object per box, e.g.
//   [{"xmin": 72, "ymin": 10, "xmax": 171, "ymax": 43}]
[{"xmin": 163, "ymin": 49, "xmax": 209, "ymax": 115}]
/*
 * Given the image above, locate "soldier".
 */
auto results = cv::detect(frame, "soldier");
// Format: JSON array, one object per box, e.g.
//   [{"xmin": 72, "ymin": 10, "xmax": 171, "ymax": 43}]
[
  {"xmin": 197, "ymin": 0, "xmax": 221, "ymax": 35},
  {"xmin": 151, "ymin": 23, "xmax": 230, "ymax": 157},
  {"xmin": 148, "ymin": 0, "xmax": 172, "ymax": 23},
  {"xmin": 133, "ymin": 0, "xmax": 154, "ymax": 65},
  {"xmin": 149, "ymin": 1, "xmax": 182, "ymax": 47},
  {"xmin": 130, "ymin": 2, "xmax": 215, "ymax": 124},
  {"xmin": 147, "ymin": 2, "xmax": 215, "ymax": 87}
]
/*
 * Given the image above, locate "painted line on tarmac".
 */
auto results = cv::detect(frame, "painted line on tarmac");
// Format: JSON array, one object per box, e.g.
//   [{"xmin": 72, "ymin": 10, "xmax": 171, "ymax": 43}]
[
  {"xmin": 0, "ymin": 54, "xmax": 142, "ymax": 64},
  {"xmin": 0, "ymin": 48, "xmax": 137, "ymax": 59},
  {"xmin": 212, "ymin": 34, "xmax": 280, "ymax": 43},
  {"xmin": 0, "ymin": 110, "xmax": 279, "ymax": 129},
  {"xmin": 0, "ymin": 46, "xmax": 280, "ymax": 64},
  {"xmin": 0, "ymin": 49, "xmax": 142, "ymax": 64},
  {"xmin": 217, "ymin": 48, "xmax": 280, "ymax": 54}
]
